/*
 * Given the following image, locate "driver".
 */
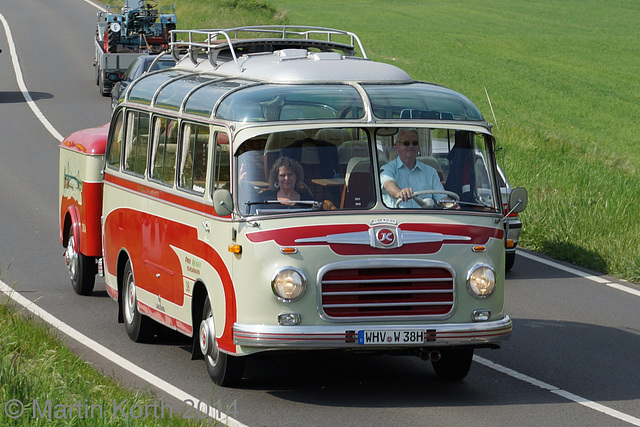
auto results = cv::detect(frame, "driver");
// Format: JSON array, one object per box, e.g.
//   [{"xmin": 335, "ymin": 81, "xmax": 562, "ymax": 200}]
[{"xmin": 380, "ymin": 128, "xmax": 447, "ymax": 208}]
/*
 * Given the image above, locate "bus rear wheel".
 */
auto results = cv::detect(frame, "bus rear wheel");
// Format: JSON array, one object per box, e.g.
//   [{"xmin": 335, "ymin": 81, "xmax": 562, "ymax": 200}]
[
  {"xmin": 122, "ymin": 260, "xmax": 155, "ymax": 342},
  {"xmin": 65, "ymin": 226, "xmax": 96, "ymax": 296},
  {"xmin": 200, "ymin": 296, "xmax": 244, "ymax": 386}
]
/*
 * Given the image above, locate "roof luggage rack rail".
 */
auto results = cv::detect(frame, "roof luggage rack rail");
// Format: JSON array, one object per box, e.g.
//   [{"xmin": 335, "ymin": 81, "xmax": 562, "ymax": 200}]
[{"xmin": 169, "ymin": 25, "xmax": 368, "ymax": 70}]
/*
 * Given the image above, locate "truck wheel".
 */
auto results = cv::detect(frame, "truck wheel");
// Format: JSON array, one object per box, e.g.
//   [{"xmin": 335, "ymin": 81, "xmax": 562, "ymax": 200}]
[
  {"xmin": 200, "ymin": 296, "xmax": 244, "ymax": 386},
  {"xmin": 431, "ymin": 348, "xmax": 474, "ymax": 380},
  {"xmin": 505, "ymin": 252, "xmax": 516, "ymax": 271},
  {"xmin": 122, "ymin": 260, "xmax": 155, "ymax": 342},
  {"xmin": 65, "ymin": 226, "xmax": 96, "ymax": 296}
]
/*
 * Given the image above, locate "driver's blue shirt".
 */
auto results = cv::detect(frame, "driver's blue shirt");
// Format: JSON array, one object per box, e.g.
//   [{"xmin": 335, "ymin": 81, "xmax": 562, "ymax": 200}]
[{"xmin": 380, "ymin": 156, "xmax": 445, "ymax": 208}]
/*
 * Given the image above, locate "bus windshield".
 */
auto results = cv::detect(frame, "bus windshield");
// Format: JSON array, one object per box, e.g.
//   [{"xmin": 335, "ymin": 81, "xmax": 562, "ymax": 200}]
[{"xmin": 235, "ymin": 127, "xmax": 500, "ymax": 215}]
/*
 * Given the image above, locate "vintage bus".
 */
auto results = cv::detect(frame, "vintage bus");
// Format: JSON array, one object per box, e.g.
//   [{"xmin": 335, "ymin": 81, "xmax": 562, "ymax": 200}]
[{"xmin": 59, "ymin": 26, "xmax": 527, "ymax": 386}]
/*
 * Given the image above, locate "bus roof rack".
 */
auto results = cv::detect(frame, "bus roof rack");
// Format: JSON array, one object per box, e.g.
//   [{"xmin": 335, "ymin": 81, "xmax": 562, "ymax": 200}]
[{"xmin": 170, "ymin": 26, "xmax": 368, "ymax": 70}]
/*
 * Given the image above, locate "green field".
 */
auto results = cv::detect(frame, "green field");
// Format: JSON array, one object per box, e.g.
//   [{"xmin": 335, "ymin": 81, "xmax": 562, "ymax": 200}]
[{"xmin": 160, "ymin": 0, "xmax": 640, "ymax": 281}]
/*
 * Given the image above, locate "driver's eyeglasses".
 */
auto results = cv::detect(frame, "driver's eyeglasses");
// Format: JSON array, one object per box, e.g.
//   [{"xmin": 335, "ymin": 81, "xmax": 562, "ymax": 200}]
[{"xmin": 401, "ymin": 141, "xmax": 419, "ymax": 146}]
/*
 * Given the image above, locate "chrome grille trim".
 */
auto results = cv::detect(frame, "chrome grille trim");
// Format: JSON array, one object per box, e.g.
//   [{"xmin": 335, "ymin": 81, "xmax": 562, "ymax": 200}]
[{"xmin": 316, "ymin": 259, "xmax": 456, "ymax": 322}]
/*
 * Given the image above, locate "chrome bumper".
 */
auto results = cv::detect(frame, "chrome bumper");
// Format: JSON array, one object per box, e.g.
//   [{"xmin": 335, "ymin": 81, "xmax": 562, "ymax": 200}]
[{"xmin": 234, "ymin": 316, "xmax": 512, "ymax": 349}]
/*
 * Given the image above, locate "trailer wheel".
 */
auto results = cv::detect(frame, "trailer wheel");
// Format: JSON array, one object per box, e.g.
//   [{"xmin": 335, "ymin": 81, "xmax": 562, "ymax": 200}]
[
  {"xmin": 122, "ymin": 259, "xmax": 155, "ymax": 342},
  {"xmin": 98, "ymin": 67, "xmax": 105, "ymax": 95},
  {"xmin": 98, "ymin": 67, "xmax": 110, "ymax": 97},
  {"xmin": 200, "ymin": 296, "xmax": 244, "ymax": 386},
  {"xmin": 431, "ymin": 348, "xmax": 474, "ymax": 380},
  {"xmin": 65, "ymin": 226, "xmax": 96, "ymax": 296}
]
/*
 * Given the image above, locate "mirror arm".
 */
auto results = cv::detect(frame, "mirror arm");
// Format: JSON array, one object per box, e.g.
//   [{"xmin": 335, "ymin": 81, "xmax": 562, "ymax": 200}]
[
  {"xmin": 219, "ymin": 200, "xmax": 233, "ymax": 212},
  {"xmin": 501, "ymin": 199, "xmax": 522, "ymax": 222}
]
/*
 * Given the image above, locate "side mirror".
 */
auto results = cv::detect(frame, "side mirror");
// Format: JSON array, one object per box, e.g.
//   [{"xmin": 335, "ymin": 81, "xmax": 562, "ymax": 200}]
[
  {"xmin": 213, "ymin": 189, "xmax": 233, "ymax": 216},
  {"xmin": 107, "ymin": 72, "xmax": 121, "ymax": 82},
  {"xmin": 508, "ymin": 187, "xmax": 528, "ymax": 214}
]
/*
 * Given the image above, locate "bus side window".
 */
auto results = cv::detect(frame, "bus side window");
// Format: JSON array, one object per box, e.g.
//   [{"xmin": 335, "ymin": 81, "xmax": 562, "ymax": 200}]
[
  {"xmin": 107, "ymin": 110, "xmax": 124, "ymax": 170},
  {"xmin": 151, "ymin": 116, "xmax": 178, "ymax": 186},
  {"xmin": 213, "ymin": 132, "xmax": 230, "ymax": 190},
  {"xmin": 123, "ymin": 111, "xmax": 150, "ymax": 177},
  {"xmin": 179, "ymin": 123, "xmax": 209, "ymax": 195}
]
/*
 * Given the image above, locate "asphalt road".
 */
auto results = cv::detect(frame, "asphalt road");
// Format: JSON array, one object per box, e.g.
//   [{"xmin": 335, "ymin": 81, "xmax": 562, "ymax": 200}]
[{"xmin": 1, "ymin": 1, "xmax": 639, "ymax": 426}]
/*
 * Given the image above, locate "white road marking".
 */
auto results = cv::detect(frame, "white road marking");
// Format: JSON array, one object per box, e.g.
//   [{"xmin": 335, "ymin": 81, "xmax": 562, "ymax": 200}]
[
  {"xmin": 0, "ymin": 14, "xmax": 64, "ymax": 142},
  {"xmin": 82, "ymin": 0, "xmax": 106, "ymax": 12},
  {"xmin": 475, "ymin": 356, "xmax": 640, "ymax": 426},
  {"xmin": 519, "ymin": 250, "xmax": 640, "ymax": 297},
  {"xmin": 0, "ymin": 280, "xmax": 246, "ymax": 427}
]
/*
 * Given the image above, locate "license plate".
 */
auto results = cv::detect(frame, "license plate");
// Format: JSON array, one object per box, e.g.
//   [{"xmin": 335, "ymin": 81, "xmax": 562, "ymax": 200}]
[{"xmin": 357, "ymin": 329, "xmax": 427, "ymax": 345}]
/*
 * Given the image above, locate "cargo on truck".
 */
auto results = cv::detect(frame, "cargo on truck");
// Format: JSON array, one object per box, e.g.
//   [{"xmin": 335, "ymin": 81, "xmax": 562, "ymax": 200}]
[{"xmin": 94, "ymin": 0, "xmax": 176, "ymax": 96}]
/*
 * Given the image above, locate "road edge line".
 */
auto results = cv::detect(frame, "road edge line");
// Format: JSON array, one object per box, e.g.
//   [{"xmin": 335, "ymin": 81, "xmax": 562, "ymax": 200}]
[
  {"xmin": 474, "ymin": 355, "xmax": 640, "ymax": 426},
  {"xmin": 0, "ymin": 279, "xmax": 247, "ymax": 427}
]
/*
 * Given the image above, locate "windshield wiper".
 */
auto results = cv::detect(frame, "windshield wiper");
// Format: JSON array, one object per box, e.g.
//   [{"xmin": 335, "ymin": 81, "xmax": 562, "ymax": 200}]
[
  {"xmin": 246, "ymin": 199, "xmax": 323, "ymax": 211},
  {"xmin": 450, "ymin": 200, "xmax": 495, "ymax": 209}
]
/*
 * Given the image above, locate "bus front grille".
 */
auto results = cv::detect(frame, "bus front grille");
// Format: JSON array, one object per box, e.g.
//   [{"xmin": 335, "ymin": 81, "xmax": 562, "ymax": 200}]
[{"xmin": 320, "ymin": 267, "xmax": 454, "ymax": 319}]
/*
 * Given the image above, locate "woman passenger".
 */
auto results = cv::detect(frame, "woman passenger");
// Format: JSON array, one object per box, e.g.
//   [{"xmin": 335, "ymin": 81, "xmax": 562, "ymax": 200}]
[{"xmin": 261, "ymin": 157, "xmax": 314, "ymax": 203}]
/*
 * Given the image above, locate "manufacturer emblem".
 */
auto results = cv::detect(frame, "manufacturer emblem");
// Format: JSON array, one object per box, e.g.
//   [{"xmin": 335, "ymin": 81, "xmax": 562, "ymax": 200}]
[{"xmin": 376, "ymin": 228, "xmax": 396, "ymax": 246}]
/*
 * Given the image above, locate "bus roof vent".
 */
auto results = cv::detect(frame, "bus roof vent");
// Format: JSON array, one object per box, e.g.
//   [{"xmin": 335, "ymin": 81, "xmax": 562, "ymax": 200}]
[
  {"xmin": 309, "ymin": 52, "xmax": 343, "ymax": 61},
  {"xmin": 274, "ymin": 49, "xmax": 309, "ymax": 60}
]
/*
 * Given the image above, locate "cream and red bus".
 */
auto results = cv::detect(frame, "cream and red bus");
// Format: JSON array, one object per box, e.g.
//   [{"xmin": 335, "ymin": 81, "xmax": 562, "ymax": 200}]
[{"xmin": 59, "ymin": 26, "xmax": 527, "ymax": 386}]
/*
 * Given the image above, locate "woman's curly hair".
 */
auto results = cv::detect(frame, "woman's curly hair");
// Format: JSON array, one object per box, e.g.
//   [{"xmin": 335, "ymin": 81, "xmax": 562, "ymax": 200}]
[{"xmin": 268, "ymin": 157, "xmax": 305, "ymax": 191}]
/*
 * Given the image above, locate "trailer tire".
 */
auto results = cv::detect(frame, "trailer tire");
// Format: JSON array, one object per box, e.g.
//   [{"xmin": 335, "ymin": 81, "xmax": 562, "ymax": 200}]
[
  {"xmin": 98, "ymin": 67, "xmax": 110, "ymax": 97},
  {"xmin": 65, "ymin": 226, "xmax": 96, "ymax": 296},
  {"xmin": 98, "ymin": 67, "xmax": 105, "ymax": 95}
]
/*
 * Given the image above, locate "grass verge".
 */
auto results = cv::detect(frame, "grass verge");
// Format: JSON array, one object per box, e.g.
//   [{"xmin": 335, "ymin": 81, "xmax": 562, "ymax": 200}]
[{"xmin": 0, "ymin": 293, "xmax": 213, "ymax": 426}]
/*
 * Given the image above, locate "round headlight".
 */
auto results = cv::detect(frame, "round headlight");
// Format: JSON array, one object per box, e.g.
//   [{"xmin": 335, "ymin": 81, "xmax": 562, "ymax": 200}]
[
  {"xmin": 467, "ymin": 265, "xmax": 496, "ymax": 298},
  {"xmin": 271, "ymin": 268, "xmax": 306, "ymax": 302}
]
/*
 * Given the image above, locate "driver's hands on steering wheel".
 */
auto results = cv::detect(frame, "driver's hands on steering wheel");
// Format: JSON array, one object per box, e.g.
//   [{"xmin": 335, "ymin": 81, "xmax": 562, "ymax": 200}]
[
  {"xmin": 397, "ymin": 187, "xmax": 414, "ymax": 202},
  {"xmin": 394, "ymin": 189, "xmax": 460, "ymax": 209}
]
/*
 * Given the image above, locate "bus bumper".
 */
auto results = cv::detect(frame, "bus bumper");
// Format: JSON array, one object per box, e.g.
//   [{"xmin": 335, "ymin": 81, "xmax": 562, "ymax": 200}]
[{"xmin": 233, "ymin": 316, "xmax": 512, "ymax": 349}]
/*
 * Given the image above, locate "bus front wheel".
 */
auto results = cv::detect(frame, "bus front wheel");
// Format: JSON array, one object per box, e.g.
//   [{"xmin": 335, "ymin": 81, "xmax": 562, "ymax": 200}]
[
  {"xmin": 200, "ymin": 296, "xmax": 244, "ymax": 386},
  {"xmin": 122, "ymin": 259, "xmax": 155, "ymax": 342}
]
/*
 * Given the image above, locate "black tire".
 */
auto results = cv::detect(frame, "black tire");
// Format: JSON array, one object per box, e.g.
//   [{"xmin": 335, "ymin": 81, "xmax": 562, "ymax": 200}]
[
  {"xmin": 65, "ymin": 226, "xmax": 96, "ymax": 296},
  {"xmin": 432, "ymin": 348, "xmax": 474, "ymax": 380},
  {"xmin": 122, "ymin": 260, "xmax": 155, "ymax": 342},
  {"xmin": 200, "ymin": 296, "xmax": 244, "ymax": 386},
  {"xmin": 505, "ymin": 252, "xmax": 516, "ymax": 271},
  {"xmin": 98, "ymin": 67, "xmax": 107, "ymax": 96},
  {"xmin": 107, "ymin": 27, "xmax": 118, "ymax": 54}
]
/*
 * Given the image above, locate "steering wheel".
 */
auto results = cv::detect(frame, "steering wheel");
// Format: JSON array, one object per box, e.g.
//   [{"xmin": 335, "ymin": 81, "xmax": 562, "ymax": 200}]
[{"xmin": 395, "ymin": 189, "xmax": 460, "ymax": 209}]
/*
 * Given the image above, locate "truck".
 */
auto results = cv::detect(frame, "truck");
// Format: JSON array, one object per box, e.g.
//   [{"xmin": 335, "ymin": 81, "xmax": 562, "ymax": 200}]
[
  {"xmin": 61, "ymin": 25, "xmax": 527, "ymax": 386},
  {"xmin": 94, "ymin": 0, "xmax": 176, "ymax": 96}
]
